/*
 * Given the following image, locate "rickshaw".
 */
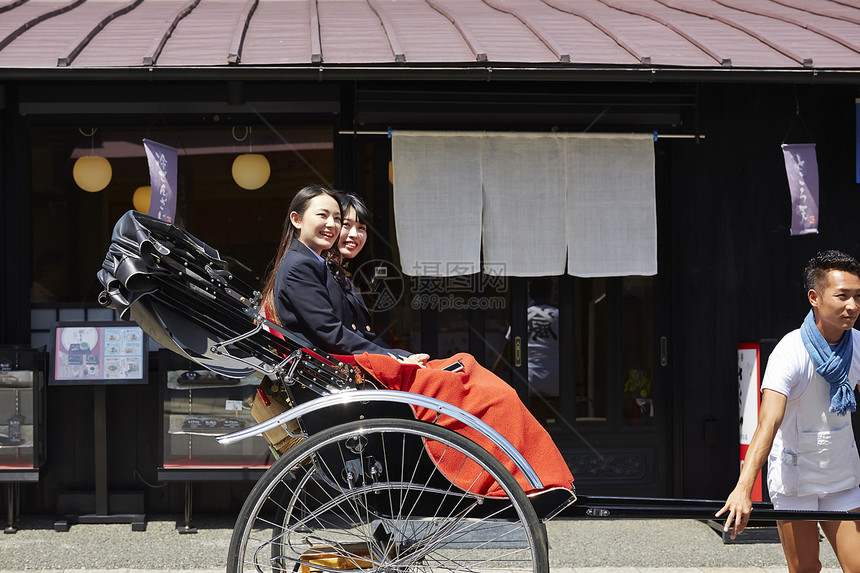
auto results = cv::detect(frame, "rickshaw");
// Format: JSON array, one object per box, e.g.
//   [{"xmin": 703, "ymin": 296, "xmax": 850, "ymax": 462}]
[
  {"xmin": 98, "ymin": 210, "xmax": 575, "ymax": 573},
  {"xmin": 98, "ymin": 211, "xmax": 860, "ymax": 573}
]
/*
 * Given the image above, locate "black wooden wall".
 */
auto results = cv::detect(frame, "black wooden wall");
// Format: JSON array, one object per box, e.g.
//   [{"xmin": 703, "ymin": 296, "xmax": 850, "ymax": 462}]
[{"xmin": 669, "ymin": 82, "xmax": 860, "ymax": 499}]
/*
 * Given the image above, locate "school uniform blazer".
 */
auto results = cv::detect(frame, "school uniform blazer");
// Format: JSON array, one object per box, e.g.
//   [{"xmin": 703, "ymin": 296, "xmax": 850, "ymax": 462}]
[
  {"xmin": 341, "ymin": 279, "xmax": 375, "ymax": 339},
  {"xmin": 273, "ymin": 241, "xmax": 410, "ymax": 358}
]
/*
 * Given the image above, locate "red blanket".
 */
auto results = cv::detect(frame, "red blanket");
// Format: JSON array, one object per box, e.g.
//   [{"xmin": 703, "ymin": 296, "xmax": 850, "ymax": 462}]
[{"xmin": 354, "ymin": 352, "xmax": 574, "ymax": 497}]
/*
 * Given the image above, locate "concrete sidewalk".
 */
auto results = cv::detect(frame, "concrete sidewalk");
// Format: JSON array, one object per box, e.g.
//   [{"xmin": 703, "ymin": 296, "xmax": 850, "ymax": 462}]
[{"xmin": 0, "ymin": 515, "xmax": 841, "ymax": 572}]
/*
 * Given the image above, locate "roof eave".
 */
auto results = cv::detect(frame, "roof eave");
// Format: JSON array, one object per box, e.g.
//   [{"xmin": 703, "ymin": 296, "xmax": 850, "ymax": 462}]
[{"xmin": 0, "ymin": 64, "xmax": 858, "ymax": 85}]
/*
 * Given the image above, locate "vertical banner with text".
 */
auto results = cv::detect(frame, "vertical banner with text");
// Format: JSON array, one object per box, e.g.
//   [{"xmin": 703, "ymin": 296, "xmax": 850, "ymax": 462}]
[
  {"xmin": 143, "ymin": 139, "xmax": 178, "ymax": 223},
  {"xmin": 781, "ymin": 143, "xmax": 819, "ymax": 236},
  {"xmin": 738, "ymin": 343, "xmax": 763, "ymax": 502}
]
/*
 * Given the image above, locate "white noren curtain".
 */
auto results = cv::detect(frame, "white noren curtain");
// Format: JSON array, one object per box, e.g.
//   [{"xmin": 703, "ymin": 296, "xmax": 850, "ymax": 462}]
[
  {"xmin": 566, "ymin": 134, "xmax": 657, "ymax": 277},
  {"xmin": 392, "ymin": 131, "xmax": 656, "ymax": 277},
  {"xmin": 392, "ymin": 131, "xmax": 482, "ymax": 276},
  {"xmin": 481, "ymin": 134, "xmax": 567, "ymax": 276}
]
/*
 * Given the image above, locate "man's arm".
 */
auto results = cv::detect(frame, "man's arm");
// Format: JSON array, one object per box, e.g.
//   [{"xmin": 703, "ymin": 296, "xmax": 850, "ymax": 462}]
[{"xmin": 715, "ymin": 389, "xmax": 787, "ymax": 539}]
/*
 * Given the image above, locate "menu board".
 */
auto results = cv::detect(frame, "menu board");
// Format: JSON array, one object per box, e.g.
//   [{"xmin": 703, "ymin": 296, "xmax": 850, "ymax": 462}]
[{"xmin": 51, "ymin": 321, "xmax": 148, "ymax": 385}]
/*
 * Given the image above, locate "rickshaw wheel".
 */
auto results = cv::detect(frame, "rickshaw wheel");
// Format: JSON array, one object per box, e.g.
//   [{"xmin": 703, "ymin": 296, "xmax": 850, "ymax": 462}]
[{"xmin": 227, "ymin": 418, "xmax": 549, "ymax": 573}]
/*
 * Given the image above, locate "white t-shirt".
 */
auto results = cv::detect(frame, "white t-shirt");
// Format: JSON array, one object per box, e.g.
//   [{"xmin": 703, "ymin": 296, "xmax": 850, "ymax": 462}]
[
  {"xmin": 761, "ymin": 329, "xmax": 860, "ymax": 401},
  {"xmin": 761, "ymin": 328, "xmax": 860, "ymax": 496}
]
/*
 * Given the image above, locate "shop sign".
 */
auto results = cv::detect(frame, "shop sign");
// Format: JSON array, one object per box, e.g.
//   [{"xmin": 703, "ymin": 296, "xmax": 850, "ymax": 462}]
[
  {"xmin": 738, "ymin": 343, "xmax": 763, "ymax": 502},
  {"xmin": 781, "ymin": 143, "xmax": 819, "ymax": 236},
  {"xmin": 143, "ymin": 139, "xmax": 178, "ymax": 223}
]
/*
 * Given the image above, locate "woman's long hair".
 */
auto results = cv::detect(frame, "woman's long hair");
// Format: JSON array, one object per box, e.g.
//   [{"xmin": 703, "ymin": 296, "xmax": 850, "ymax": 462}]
[{"xmin": 261, "ymin": 184, "xmax": 342, "ymax": 319}]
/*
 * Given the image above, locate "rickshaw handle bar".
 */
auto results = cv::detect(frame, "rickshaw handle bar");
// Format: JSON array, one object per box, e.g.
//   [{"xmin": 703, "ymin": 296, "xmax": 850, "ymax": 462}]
[{"xmin": 571, "ymin": 494, "xmax": 860, "ymax": 522}]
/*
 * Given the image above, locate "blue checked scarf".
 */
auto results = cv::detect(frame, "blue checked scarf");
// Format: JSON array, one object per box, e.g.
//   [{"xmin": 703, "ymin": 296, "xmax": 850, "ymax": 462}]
[{"xmin": 800, "ymin": 309, "xmax": 857, "ymax": 416}]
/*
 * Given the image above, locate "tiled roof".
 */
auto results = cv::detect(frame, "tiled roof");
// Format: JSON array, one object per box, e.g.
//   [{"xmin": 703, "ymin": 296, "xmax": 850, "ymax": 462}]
[{"xmin": 0, "ymin": 0, "xmax": 858, "ymax": 72}]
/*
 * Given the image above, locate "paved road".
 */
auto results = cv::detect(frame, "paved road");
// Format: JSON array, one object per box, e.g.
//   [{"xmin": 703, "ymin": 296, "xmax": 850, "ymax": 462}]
[{"xmin": 0, "ymin": 515, "xmax": 841, "ymax": 572}]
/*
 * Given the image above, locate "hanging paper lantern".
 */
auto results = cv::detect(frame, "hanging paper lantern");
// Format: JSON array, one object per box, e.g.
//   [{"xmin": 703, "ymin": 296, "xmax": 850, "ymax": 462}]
[
  {"xmin": 73, "ymin": 156, "xmax": 112, "ymax": 192},
  {"xmin": 232, "ymin": 153, "xmax": 271, "ymax": 190},
  {"xmin": 133, "ymin": 186, "xmax": 151, "ymax": 213}
]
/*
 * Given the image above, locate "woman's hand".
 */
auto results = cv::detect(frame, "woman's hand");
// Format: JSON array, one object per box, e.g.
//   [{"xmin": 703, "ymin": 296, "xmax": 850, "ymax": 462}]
[{"xmin": 397, "ymin": 353, "xmax": 430, "ymax": 367}]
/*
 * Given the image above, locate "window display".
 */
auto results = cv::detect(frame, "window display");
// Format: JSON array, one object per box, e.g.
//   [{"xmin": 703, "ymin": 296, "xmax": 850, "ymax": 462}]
[
  {"xmin": 0, "ymin": 349, "xmax": 46, "ymax": 472},
  {"xmin": 30, "ymin": 124, "xmax": 335, "ymax": 305},
  {"xmin": 159, "ymin": 350, "xmax": 274, "ymax": 470}
]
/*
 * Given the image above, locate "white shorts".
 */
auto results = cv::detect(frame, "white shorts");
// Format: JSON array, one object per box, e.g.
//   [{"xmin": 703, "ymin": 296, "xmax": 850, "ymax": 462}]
[{"xmin": 771, "ymin": 486, "xmax": 860, "ymax": 512}]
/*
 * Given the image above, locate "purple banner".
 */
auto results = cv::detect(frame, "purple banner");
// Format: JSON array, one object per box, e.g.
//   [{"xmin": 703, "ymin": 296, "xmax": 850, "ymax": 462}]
[
  {"xmin": 143, "ymin": 139, "xmax": 178, "ymax": 223},
  {"xmin": 781, "ymin": 143, "xmax": 819, "ymax": 236}
]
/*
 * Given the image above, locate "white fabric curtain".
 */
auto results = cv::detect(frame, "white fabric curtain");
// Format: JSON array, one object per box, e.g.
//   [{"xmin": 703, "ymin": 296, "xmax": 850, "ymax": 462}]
[
  {"xmin": 392, "ymin": 131, "xmax": 656, "ymax": 277},
  {"xmin": 391, "ymin": 131, "xmax": 483, "ymax": 276},
  {"xmin": 565, "ymin": 134, "xmax": 657, "ymax": 277},
  {"xmin": 481, "ymin": 134, "xmax": 567, "ymax": 276}
]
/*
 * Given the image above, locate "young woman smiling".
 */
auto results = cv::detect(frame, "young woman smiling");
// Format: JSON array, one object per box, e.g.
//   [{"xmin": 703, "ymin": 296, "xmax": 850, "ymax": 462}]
[
  {"xmin": 330, "ymin": 193, "xmax": 396, "ymax": 349},
  {"xmin": 261, "ymin": 185, "xmax": 425, "ymax": 362},
  {"xmin": 337, "ymin": 193, "xmax": 369, "ymax": 264}
]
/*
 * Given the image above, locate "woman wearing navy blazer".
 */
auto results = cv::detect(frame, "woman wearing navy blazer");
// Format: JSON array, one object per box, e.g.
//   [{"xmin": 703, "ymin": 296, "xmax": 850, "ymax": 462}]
[
  {"xmin": 331, "ymin": 192, "xmax": 376, "ymax": 340},
  {"xmin": 261, "ymin": 185, "xmax": 427, "ymax": 364}
]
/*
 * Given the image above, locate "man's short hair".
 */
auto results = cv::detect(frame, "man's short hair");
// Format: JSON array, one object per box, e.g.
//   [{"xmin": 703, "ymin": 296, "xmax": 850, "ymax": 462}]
[{"xmin": 803, "ymin": 250, "xmax": 860, "ymax": 292}]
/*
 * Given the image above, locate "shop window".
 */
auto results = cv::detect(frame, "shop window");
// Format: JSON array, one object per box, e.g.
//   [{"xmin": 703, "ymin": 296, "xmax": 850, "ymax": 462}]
[
  {"xmin": 574, "ymin": 277, "xmax": 606, "ymax": 422},
  {"xmin": 481, "ymin": 275, "xmax": 656, "ymax": 429},
  {"xmin": 352, "ymin": 267, "xmax": 656, "ymax": 432},
  {"xmin": 620, "ymin": 276, "xmax": 655, "ymax": 426},
  {"xmin": 518, "ymin": 278, "xmax": 561, "ymax": 425},
  {"xmin": 571, "ymin": 276, "xmax": 655, "ymax": 427},
  {"xmin": 30, "ymin": 124, "xmax": 334, "ymax": 304}
]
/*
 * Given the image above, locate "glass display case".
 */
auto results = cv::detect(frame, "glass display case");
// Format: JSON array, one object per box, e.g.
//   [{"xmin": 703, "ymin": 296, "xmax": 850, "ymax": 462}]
[
  {"xmin": 158, "ymin": 350, "xmax": 274, "ymax": 476},
  {"xmin": 0, "ymin": 349, "xmax": 46, "ymax": 475}
]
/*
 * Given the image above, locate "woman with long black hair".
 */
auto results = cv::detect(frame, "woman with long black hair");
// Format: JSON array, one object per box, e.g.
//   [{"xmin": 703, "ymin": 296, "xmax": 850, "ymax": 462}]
[{"xmin": 260, "ymin": 184, "xmax": 426, "ymax": 363}]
